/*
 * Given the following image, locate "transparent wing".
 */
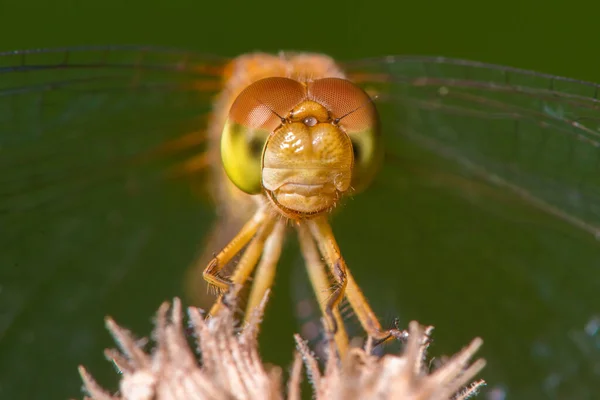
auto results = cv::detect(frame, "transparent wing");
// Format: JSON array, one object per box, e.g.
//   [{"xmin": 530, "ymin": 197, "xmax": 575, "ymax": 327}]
[
  {"xmin": 0, "ymin": 46, "xmax": 228, "ymax": 399},
  {"xmin": 345, "ymin": 56, "xmax": 600, "ymax": 237},
  {"xmin": 1, "ymin": 45, "xmax": 226, "ymax": 207},
  {"xmin": 340, "ymin": 56, "xmax": 600, "ymax": 397}
]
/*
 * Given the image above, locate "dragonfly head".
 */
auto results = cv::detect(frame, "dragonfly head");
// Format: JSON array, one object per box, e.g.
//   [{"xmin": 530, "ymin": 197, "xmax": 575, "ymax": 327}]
[{"xmin": 221, "ymin": 76, "xmax": 382, "ymax": 219}]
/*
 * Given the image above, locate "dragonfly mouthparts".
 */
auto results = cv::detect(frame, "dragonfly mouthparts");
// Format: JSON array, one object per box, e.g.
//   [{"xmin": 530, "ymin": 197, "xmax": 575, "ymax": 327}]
[{"xmin": 277, "ymin": 182, "xmax": 337, "ymax": 197}]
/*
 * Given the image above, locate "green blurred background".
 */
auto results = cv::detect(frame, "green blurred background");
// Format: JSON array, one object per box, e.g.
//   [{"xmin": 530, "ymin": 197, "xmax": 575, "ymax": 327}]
[{"xmin": 1, "ymin": 1, "xmax": 600, "ymax": 399}]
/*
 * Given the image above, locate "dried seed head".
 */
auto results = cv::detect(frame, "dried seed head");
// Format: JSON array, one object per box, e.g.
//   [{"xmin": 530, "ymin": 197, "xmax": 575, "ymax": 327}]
[{"xmin": 79, "ymin": 295, "xmax": 485, "ymax": 400}]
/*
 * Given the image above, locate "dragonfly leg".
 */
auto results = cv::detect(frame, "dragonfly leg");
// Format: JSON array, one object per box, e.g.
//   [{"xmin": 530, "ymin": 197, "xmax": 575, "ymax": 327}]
[
  {"xmin": 344, "ymin": 267, "xmax": 408, "ymax": 342},
  {"xmin": 208, "ymin": 213, "xmax": 276, "ymax": 316},
  {"xmin": 297, "ymin": 223, "xmax": 349, "ymax": 356},
  {"xmin": 202, "ymin": 204, "xmax": 269, "ymax": 291},
  {"xmin": 308, "ymin": 217, "xmax": 408, "ymax": 343},
  {"xmin": 325, "ymin": 259, "xmax": 347, "ymax": 335},
  {"xmin": 307, "ymin": 218, "xmax": 349, "ymax": 334},
  {"xmin": 244, "ymin": 219, "xmax": 286, "ymax": 322},
  {"xmin": 202, "ymin": 205, "xmax": 271, "ymax": 311}
]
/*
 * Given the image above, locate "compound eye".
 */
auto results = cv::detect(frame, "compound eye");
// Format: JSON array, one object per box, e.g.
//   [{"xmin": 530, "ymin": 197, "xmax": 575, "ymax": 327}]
[{"xmin": 221, "ymin": 77, "xmax": 307, "ymax": 194}]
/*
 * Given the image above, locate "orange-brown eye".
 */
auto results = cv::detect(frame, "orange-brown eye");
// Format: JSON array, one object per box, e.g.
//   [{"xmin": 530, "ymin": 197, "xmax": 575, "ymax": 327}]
[
  {"xmin": 221, "ymin": 78, "xmax": 307, "ymax": 194},
  {"xmin": 230, "ymin": 77, "xmax": 306, "ymax": 131}
]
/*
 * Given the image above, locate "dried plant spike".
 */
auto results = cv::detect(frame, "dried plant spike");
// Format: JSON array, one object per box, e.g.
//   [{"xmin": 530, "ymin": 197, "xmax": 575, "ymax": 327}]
[
  {"xmin": 287, "ymin": 352, "xmax": 304, "ymax": 400},
  {"xmin": 78, "ymin": 365, "xmax": 117, "ymax": 400},
  {"xmin": 80, "ymin": 297, "xmax": 485, "ymax": 400},
  {"xmin": 293, "ymin": 334, "xmax": 322, "ymax": 391},
  {"xmin": 104, "ymin": 316, "xmax": 151, "ymax": 371},
  {"xmin": 294, "ymin": 319, "xmax": 486, "ymax": 400},
  {"xmin": 240, "ymin": 288, "xmax": 271, "ymax": 344},
  {"xmin": 80, "ymin": 295, "xmax": 282, "ymax": 400}
]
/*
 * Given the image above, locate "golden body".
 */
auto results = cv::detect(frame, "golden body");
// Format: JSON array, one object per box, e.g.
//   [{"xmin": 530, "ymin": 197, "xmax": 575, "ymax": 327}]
[{"xmin": 193, "ymin": 52, "xmax": 400, "ymax": 355}]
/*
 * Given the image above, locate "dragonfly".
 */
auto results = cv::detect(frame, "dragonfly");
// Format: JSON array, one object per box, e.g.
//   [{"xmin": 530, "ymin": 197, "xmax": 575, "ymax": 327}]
[{"xmin": 2, "ymin": 46, "xmax": 600, "ymax": 398}]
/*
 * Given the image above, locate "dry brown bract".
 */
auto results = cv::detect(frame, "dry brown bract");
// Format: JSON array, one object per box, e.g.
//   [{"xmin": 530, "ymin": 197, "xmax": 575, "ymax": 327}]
[
  {"xmin": 79, "ymin": 293, "xmax": 486, "ymax": 400},
  {"xmin": 293, "ymin": 324, "xmax": 485, "ymax": 400}
]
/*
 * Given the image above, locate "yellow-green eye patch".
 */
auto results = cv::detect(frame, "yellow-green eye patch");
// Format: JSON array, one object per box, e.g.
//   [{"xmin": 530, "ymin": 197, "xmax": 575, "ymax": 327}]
[
  {"xmin": 348, "ymin": 127, "xmax": 383, "ymax": 194},
  {"xmin": 221, "ymin": 77, "xmax": 307, "ymax": 194},
  {"xmin": 221, "ymin": 120, "xmax": 269, "ymax": 194}
]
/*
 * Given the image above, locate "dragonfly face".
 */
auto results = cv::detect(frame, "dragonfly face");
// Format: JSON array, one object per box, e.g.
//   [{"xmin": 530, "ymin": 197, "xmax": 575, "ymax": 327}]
[
  {"xmin": 1, "ymin": 46, "xmax": 600, "ymax": 399},
  {"xmin": 222, "ymin": 76, "xmax": 381, "ymax": 218}
]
